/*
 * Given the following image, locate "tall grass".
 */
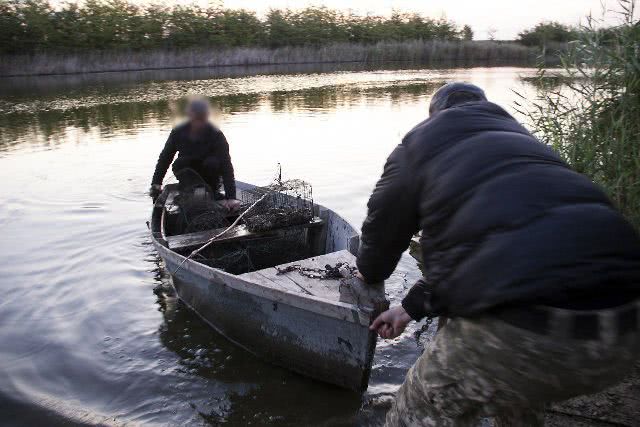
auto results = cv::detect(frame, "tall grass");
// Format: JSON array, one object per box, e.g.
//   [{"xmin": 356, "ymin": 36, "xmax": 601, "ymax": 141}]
[
  {"xmin": 0, "ymin": 39, "xmax": 537, "ymax": 76},
  {"xmin": 518, "ymin": 0, "xmax": 640, "ymax": 227}
]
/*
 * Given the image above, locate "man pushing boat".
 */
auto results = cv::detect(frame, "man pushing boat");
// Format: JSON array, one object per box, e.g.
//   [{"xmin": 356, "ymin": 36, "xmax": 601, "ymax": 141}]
[
  {"xmin": 357, "ymin": 82, "xmax": 640, "ymax": 426},
  {"xmin": 149, "ymin": 97, "xmax": 240, "ymax": 211}
]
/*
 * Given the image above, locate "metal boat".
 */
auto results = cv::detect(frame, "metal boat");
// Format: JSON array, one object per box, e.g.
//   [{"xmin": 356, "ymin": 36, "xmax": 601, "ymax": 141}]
[{"xmin": 150, "ymin": 180, "xmax": 387, "ymax": 390}]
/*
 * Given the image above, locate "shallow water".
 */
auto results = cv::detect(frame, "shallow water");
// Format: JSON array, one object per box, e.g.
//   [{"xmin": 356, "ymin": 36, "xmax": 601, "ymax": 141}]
[{"xmin": 0, "ymin": 64, "xmax": 539, "ymax": 426}]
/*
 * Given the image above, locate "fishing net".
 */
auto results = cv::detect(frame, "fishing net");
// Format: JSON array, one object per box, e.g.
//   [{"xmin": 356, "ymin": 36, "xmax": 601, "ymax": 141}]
[
  {"xmin": 239, "ymin": 179, "xmax": 314, "ymax": 232},
  {"xmin": 170, "ymin": 168, "xmax": 231, "ymax": 233},
  {"xmin": 173, "ymin": 170, "xmax": 317, "ymax": 275},
  {"xmin": 173, "ymin": 192, "xmax": 230, "ymax": 233}
]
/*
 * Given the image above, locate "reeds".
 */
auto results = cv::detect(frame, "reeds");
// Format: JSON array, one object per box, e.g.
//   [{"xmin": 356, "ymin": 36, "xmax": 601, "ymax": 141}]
[
  {"xmin": 517, "ymin": 0, "xmax": 640, "ymax": 227},
  {"xmin": 0, "ymin": 40, "xmax": 538, "ymax": 77}
]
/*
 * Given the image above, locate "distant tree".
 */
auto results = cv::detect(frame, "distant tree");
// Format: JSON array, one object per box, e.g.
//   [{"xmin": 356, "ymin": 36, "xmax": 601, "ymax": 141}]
[
  {"xmin": 433, "ymin": 17, "xmax": 459, "ymax": 40},
  {"xmin": 517, "ymin": 21, "xmax": 577, "ymax": 51},
  {"xmin": 265, "ymin": 9, "xmax": 294, "ymax": 48},
  {"xmin": 462, "ymin": 25, "xmax": 473, "ymax": 40},
  {"xmin": 216, "ymin": 9, "xmax": 265, "ymax": 47},
  {"xmin": 487, "ymin": 27, "xmax": 497, "ymax": 41},
  {"xmin": 0, "ymin": 1, "xmax": 26, "ymax": 53}
]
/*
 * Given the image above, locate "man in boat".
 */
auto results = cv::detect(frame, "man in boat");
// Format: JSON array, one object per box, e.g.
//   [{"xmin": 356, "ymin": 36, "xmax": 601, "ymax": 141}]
[
  {"xmin": 357, "ymin": 82, "xmax": 640, "ymax": 426},
  {"xmin": 149, "ymin": 97, "xmax": 240, "ymax": 209}
]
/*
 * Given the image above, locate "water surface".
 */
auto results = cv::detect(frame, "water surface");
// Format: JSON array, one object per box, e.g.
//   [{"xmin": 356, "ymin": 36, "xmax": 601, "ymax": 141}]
[{"xmin": 0, "ymin": 64, "xmax": 538, "ymax": 426}]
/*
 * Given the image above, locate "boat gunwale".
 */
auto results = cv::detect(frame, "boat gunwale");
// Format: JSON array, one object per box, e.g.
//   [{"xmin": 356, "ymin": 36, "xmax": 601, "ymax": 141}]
[{"xmin": 151, "ymin": 192, "xmax": 371, "ymax": 326}]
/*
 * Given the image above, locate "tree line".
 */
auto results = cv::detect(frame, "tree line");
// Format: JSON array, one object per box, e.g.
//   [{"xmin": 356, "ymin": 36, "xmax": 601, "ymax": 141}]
[
  {"xmin": 517, "ymin": 22, "xmax": 577, "ymax": 47},
  {"xmin": 0, "ymin": 0, "xmax": 472, "ymax": 54},
  {"xmin": 516, "ymin": 22, "xmax": 578, "ymax": 57}
]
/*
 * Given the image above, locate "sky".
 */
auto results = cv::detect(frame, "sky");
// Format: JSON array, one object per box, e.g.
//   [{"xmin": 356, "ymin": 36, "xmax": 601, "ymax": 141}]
[{"xmin": 218, "ymin": 0, "xmax": 627, "ymax": 39}]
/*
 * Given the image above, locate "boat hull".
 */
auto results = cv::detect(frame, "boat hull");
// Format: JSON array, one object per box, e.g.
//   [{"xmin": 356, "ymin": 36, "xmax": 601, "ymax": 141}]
[{"xmin": 154, "ymin": 243, "xmax": 377, "ymax": 391}]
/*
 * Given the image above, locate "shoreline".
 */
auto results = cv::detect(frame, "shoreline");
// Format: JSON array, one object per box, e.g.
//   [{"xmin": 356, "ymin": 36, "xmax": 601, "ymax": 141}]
[
  {"xmin": 0, "ymin": 58, "xmax": 538, "ymax": 79},
  {"xmin": 0, "ymin": 40, "xmax": 548, "ymax": 78}
]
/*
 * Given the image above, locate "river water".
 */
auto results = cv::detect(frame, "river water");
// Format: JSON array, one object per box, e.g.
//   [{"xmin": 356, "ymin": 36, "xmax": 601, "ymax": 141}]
[{"xmin": 0, "ymin": 64, "xmax": 539, "ymax": 426}]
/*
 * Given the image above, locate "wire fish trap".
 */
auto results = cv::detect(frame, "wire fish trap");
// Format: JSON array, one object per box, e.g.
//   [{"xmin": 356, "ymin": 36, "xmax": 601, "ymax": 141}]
[
  {"xmin": 239, "ymin": 179, "xmax": 314, "ymax": 233},
  {"xmin": 172, "ymin": 171, "xmax": 318, "ymax": 276}
]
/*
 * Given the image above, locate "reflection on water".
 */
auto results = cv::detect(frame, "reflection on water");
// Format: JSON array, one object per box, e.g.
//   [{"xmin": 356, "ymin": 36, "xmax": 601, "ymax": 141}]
[
  {"xmin": 0, "ymin": 65, "xmax": 538, "ymax": 426},
  {"xmin": 0, "ymin": 82, "xmax": 440, "ymax": 151}
]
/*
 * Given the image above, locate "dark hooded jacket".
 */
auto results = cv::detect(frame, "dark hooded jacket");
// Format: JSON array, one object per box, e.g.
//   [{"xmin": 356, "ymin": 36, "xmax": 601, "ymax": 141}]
[
  {"xmin": 356, "ymin": 101, "xmax": 640, "ymax": 319},
  {"xmin": 151, "ymin": 122, "xmax": 236, "ymax": 198}
]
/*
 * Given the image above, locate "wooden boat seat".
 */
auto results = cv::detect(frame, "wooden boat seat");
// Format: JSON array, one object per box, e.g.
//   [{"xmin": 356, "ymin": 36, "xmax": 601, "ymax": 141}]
[
  {"xmin": 165, "ymin": 218, "xmax": 324, "ymax": 251},
  {"xmin": 239, "ymin": 250, "xmax": 356, "ymax": 301}
]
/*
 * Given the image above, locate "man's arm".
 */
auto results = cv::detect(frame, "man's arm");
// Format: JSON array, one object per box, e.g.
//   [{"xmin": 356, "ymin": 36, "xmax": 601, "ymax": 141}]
[
  {"xmin": 401, "ymin": 278, "xmax": 433, "ymax": 321},
  {"xmin": 151, "ymin": 130, "xmax": 177, "ymax": 186},
  {"xmin": 357, "ymin": 144, "xmax": 419, "ymax": 283},
  {"xmin": 217, "ymin": 131, "xmax": 236, "ymax": 200}
]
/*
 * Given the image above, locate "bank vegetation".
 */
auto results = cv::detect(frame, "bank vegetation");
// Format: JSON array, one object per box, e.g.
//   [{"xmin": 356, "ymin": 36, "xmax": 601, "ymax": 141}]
[
  {"xmin": 1, "ymin": 0, "xmax": 468, "ymax": 53},
  {"xmin": 0, "ymin": 40, "xmax": 537, "ymax": 76},
  {"xmin": 520, "ymin": 0, "xmax": 640, "ymax": 227},
  {"xmin": 0, "ymin": 0, "xmax": 542, "ymax": 76}
]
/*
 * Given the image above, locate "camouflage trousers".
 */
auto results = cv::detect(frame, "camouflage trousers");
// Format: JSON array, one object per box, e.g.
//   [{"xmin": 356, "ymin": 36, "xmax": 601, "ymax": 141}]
[{"xmin": 386, "ymin": 315, "xmax": 640, "ymax": 427}]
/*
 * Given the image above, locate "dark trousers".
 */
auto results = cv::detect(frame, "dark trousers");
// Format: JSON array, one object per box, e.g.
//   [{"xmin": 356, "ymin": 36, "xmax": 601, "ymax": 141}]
[{"xmin": 172, "ymin": 155, "xmax": 222, "ymax": 194}]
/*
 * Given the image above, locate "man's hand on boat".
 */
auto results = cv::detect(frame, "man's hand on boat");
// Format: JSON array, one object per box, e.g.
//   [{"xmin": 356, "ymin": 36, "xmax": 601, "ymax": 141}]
[
  {"xmin": 369, "ymin": 305, "xmax": 412, "ymax": 339},
  {"xmin": 149, "ymin": 184, "xmax": 162, "ymax": 202}
]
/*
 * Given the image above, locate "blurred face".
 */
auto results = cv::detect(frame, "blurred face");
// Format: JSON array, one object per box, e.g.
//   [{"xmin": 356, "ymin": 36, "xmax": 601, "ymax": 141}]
[{"xmin": 188, "ymin": 110, "xmax": 209, "ymax": 132}]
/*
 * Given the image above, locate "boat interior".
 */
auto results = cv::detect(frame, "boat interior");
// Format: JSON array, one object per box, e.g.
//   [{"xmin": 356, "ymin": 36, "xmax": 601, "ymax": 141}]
[{"xmin": 153, "ymin": 174, "xmax": 359, "ymax": 300}]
